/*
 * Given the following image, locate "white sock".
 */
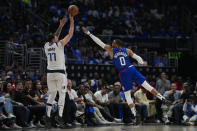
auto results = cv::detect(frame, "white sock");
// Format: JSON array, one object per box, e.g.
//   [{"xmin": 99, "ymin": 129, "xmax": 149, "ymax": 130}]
[
  {"xmin": 131, "ymin": 107, "xmax": 136, "ymax": 117},
  {"xmin": 46, "ymin": 105, "xmax": 52, "ymax": 117},
  {"xmin": 59, "ymin": 106, "xmax": 64, "ymax": 117}
]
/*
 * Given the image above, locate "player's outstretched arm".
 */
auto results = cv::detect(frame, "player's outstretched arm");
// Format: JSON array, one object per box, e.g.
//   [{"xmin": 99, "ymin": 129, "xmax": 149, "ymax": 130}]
[
  {"xmin": 126, "ymin": 48, "xmax": 144, "ymax": 65},
  {"xmin": 54, "ymin": 18, "xmax": 66, "ymax": 39},
  {"xmin": 60, "ymin": 15, "xmax": 74, "ymax": 47},
  {"xmin": 82, "ymin": 27, "xmax": 112, "ymax": 52}
]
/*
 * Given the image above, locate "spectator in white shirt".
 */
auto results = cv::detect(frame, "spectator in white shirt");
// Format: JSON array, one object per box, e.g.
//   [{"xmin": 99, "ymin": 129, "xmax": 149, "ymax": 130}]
[
  {"xmin": 94, "ymin": 86, "xmax": 121, "ymax": 123},
  {"xmin": 94, "ymin": 86, "xmax": 109, "ymax": 104},
  {"xmin": 67, "ymin": 79, "xmax": 84, "ymax": 125}
]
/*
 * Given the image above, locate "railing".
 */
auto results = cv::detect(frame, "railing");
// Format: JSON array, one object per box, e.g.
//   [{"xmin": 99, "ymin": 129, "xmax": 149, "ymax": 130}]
[
  {"xmin": 0, "ymin": 41, "xmax": 26, "ymax": 67},
  {"xmin": 66, "ymin": 64, "xmax": 177, "ymax": 84}
]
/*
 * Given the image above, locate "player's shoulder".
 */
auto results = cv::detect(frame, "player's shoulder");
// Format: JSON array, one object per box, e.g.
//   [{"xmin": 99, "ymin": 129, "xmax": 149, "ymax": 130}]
[{"xmin": 57, "ymin": 41, "xmax": 62, "ymax": 47}]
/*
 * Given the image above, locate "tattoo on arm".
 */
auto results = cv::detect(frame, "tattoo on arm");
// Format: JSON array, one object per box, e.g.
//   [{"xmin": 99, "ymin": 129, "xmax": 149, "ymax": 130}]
[{"xmin": 54, "ymin": 26, "xmax": 63, "ymax": 38}]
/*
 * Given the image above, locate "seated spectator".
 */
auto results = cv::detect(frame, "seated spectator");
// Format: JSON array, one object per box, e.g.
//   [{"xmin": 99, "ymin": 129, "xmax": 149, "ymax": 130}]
[
  {"xmin": 84, "ymin": 83, "xmax": 110, "ymax": 124},
  {"xmin": 5, "ymin": 82, "xmax": 15, "ymax": 97},
  {"xmin": 94, "ymin": 86, "xmax": 121, "ymax": 123},
  {"xmin": 173, "ymin": 82, "xmax": 195, "ymax": 124},
  {"xmin": 134, "ymin": 87, "xmax": 156, "ymax": 119},
  {"xmin": 162, "ymin": 83, "xmax": 181, "ymax": 124},
  {"xmin": 175, "ymin": 76, "xmax": 184, "ymax": 91},
  {"xmin": 155, "ymin": 72, "xmax": 170, "ymax": 122},
  {"xmin": 67, "ymin": 79, "xmax": 84, "ymax": 125},
  {"xmin": 184, "ymin": 95, "xmax": 197, "ymax": 126},
  {"xmin": 32, "ymin": 70, "xmax": 41, "ymax": 81},
  {"xmin": 5, "ymin": 71, "xmax": 16, "ymax": 83},
  {"xmin": 0, "ymin": 96, "xmax": 22, "ymax": 129},
  {"xmin": 108, "ymin": 82, "xmax": 133, "ymax": 123},
  {"xmin": 26, "ymin": 81, "xmax": 45, "ymax": 127},
  {"xmin": 88, "ymin": 73, "xmax": 100, "ymax": 93},
  {"xmin": 182, "ymin": 98, "xmax": 193, "ymax": 124},
  {"xmin": 154, "ymin": 56, "xmax": 165, "ymax": 67},
  {"xmin": 13, "ymin": 80, "xmax": 45, "ymax": 128},
  {"xmin": 86, "ymin": 52, "xmax": 99, "ymax": 64}
]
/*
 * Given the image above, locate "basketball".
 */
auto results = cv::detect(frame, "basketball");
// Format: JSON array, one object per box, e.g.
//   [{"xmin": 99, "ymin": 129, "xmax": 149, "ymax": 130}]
[{"xmin": 68, "ymin": 5, "xmax": 79, "ymax": 17}]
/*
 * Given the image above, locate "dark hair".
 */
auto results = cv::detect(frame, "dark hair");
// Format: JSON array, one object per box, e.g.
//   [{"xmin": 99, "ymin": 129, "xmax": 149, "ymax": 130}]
[
  {"xmin": 114, "ymin": 39, "xmax": 122, "ymax": 47},
  {"xmin": 47, "ymin": 33, "xmax": 55, "ymax": 42},
  {"xmin": 16, "ymin": 80, "xmax": 23, "ymax": 86}
]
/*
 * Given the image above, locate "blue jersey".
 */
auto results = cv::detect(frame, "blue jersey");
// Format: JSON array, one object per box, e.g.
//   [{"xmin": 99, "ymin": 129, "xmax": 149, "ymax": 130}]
[{"xmin": 112, "ymin": 48, "xmax": 131, "ymax": 72}]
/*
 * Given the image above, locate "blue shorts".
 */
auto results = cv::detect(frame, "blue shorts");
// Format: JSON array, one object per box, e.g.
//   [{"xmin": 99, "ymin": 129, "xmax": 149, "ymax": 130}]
[{"xmin": 119, "ymin": 66, "xmax": 146, "ymax": 92}]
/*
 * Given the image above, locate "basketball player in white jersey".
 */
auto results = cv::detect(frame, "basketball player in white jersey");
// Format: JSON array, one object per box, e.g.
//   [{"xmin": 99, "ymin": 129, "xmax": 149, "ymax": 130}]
[{"xmin": 44, "ymin": 15, "xmax": 74, "ymax": 128}]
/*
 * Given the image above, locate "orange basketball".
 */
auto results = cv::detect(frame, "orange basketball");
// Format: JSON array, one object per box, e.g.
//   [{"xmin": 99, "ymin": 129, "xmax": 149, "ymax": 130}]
[{"xmin": 68, "ymin": 5, "xmax": 79, "ymax": 17}]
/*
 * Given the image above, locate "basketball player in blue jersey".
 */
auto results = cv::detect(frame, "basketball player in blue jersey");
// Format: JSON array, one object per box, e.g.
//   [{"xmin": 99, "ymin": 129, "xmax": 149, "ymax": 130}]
[{"xmin": 82, "ymin": 27, "xmax": 167, "ymax": 117}]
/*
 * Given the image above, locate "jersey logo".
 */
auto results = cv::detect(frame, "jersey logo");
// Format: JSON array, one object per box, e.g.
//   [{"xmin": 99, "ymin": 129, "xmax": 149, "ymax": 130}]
[
  {"xmin": 48, "ymin": 47, "xmax": 55, "ymax": 52},
  {"xmin": 114, "ymin": 52, "xmax": 128, "ymax": 58}
]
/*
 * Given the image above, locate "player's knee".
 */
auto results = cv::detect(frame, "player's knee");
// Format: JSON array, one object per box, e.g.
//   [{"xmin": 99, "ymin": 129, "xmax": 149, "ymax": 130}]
[{"xmin": 141, "ymin": 81, "xmax": 153, "ymax": 92}]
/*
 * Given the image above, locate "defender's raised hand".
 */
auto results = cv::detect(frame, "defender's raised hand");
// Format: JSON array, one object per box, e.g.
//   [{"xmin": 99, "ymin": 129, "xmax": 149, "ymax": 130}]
[
  {"xmin": 82, "ymin": 27, "xmax": 90, "ymax": 35},
  {"xmin": 59, "ymin": 18, "xmax": 67, "ymax": 27}
]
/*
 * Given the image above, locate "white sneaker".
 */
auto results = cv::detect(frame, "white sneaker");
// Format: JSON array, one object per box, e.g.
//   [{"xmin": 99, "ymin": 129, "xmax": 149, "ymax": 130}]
[
  {"xmin": 165, "ymin": 119, "xmax": 170, "ymax": 124},
  {"xmin": 29, "ymin": 121, "xmax": 36, "ymax": 128},
  {"xmin": 114, "ymin": 118, "xmax": 122, "ymax": 123},
  {"xmin": 12, "ymin": 123, "xmax": 22, "ymax": 129},
  {"xmin": 1, "ymin": 124, "xmax": 10, "ymax": 129},
  {"xmin": 131, "ymin": 107, "xmax": 136, "ymax": 117},
  {"xmin": 156, "ymin": 119, "xmax": 161, "ymax": 123},
  {"xmin": 35, "ymin": 121, "xmax": 45, "ymax": 128},
  {"xmin": 8, "ymin": 114, "xmax": 16, "ymax": 119},
  {"xmin": 98, "ymin": 120, "xmax": 107, "ymax": 125},
  {"xmin": 104, "ymin": 120, "xmax": 113, "ymax": 124},
  {"xmin": 73, "ymin": 120, "xmax": 81, "ymax": 126},
  {"xmin": 75, "ymin": 111, "xmax": 84, "ymax": 117},
  {"xmin": 0, "ymin": 114, "xmax": 7, "ymax": 120}
]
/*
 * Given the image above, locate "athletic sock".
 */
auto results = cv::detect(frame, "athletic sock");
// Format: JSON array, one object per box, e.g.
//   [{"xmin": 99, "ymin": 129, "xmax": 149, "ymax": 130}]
[
  {"xmin": 46, "ymin": 104, "xmax": 53, "ymax": 117},
  {"xmin": 131, "ymin": 107, "xmax": 136, "ymax": 117},
  {"xmin": 58, "ymin": 105, "xmax": 64, "ymax": 117}
]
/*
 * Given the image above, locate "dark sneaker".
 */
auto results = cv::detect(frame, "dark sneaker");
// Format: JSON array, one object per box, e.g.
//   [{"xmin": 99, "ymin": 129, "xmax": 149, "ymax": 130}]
[
  {"xmin": 45, "ymin": 116, "xmax": 52, "ymax": 129},
  {"xmin": 65, "ymin": 123, "xmax": 72, "ymax": 128},
  {"xmin": 55, "ymin": 116, "xmax": 65, "ymax": 128},
  {"xmin": 162, "ymin": 99, "xmax": 171, "ymax": 105}
]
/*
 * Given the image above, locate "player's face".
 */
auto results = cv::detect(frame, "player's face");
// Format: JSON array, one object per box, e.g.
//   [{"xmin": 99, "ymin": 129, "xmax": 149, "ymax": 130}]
[
  {"xmin": 53, "ymin": 36, "xmax": 58, "ymax": 43},
  {"xmin": 112, "ymin": 40, "xmax": 118, "ymax": 48}
]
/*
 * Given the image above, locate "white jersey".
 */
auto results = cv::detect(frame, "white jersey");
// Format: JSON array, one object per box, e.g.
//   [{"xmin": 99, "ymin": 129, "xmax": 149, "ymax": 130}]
[{"xmin": 44, "ymin": 42, "xmax": 66, "ymax": 70}]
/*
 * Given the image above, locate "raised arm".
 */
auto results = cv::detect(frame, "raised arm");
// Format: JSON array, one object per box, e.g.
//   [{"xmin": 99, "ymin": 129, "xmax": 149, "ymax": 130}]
[
  {"xmin": 82, "ymin": 27, "xmax": 113, "ymax": 54},
  {"xmin": 60, "ymin": 15, "xmax": 74, "ymax": 47},
  {"xmin": 126, "ymin": 48, "xmax": 144, "ymax": 65},
  {"xmin": 54, "ymin": 18, "xmax": 66, "ymax": 39}
]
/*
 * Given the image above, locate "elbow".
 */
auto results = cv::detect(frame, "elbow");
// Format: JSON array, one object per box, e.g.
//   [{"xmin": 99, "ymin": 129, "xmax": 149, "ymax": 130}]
[{"xmin": 68, "ymin": 33, "xmax": 73, "ymax": 39}]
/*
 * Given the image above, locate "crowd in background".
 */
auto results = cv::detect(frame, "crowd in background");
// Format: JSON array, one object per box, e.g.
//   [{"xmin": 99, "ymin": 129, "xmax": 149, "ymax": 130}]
[
  {"xmin": 0, "ymin": 0, "xmax": 194, "ymax": 66},
  {"xmin": 0, "ymin": 63, "xmax": 197, "ymax": 129}
]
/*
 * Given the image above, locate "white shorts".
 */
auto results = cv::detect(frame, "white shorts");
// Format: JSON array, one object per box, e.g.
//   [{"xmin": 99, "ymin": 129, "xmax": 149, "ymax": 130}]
[{"xmin": 47, "ymin": 73, "xmax": 68, "ymax": 93}]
